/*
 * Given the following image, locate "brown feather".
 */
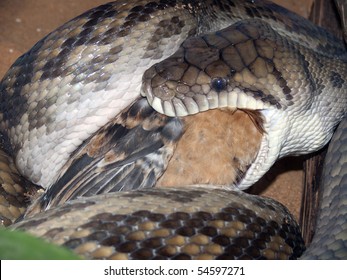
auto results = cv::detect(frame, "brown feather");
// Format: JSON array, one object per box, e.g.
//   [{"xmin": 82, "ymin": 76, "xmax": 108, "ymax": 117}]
[{"xmin": 157, "ymin": 109, "xmax": 263, "ymax": 187}]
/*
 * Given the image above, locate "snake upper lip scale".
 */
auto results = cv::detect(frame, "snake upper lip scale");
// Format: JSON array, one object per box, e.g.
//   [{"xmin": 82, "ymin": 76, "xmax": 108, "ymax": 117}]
[{"xmin": 0, "ymin": 0, "xmax": 346, "ymax": 259}]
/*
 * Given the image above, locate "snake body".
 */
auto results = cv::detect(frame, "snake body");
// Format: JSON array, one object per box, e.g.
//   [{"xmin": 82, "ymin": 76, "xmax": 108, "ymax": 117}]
[{"xmin": 0, "ymin": 0, "xmax": 347, "ymax": 259}]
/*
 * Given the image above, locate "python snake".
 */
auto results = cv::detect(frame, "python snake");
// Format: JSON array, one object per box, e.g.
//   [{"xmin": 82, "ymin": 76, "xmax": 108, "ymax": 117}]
[{"xmin": 0, "ymin": 0, "xmax": 346, "ymax": 259}]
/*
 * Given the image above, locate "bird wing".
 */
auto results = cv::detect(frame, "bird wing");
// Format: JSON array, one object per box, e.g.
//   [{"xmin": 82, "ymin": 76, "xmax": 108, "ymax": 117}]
[{"xmin": 26, "ymin": 97, "xmax": 184, "ymax": 214}]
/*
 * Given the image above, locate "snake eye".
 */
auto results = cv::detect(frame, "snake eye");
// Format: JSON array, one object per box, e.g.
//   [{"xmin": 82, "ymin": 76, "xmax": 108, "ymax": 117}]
[{"xmin": 211, "ymin": 77, "xmax": 228, "ymax": 92}]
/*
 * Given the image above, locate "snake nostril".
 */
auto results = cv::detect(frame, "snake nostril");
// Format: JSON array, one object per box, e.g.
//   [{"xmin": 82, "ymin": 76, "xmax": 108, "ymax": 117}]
[{"xmin": 211, "ymin": 77, "xmax": 228, "ymax": 92}]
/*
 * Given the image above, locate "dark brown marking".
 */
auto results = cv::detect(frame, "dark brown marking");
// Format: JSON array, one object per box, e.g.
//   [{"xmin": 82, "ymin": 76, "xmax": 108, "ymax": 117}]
[
  {"xmin": 245, "ymin": 246, "xmax": 261, "ymax": 258},
  {"xmin": 212, "ymin": 235, "xmax": 231, "ymax": 246},
  {"xmin": 64, "ymin": 238, "xmax": 83, "ymax": 249},
  {"xmin": 131, "ymin": 248, "xmax": 154, "ymax": 259},
  {"xmin": 86, "ymin": 231, "xmax": 108, "ymax": 241},
  {"xmin": 117, "ymin": 241, "xmax": 138, "ymax": 253},
  {"xmin": 141, "ymin": 237, "xmax": 163, "ymax": 248},
  {"xmin": 172, "ymin": 253, "xmax": 191, "ymax": 260},
  {"xmin": 168, "ymin": 211, "xmax": 190, "ymax": 220},
  {"xmin": 160, "ymin": 219, "xmax": 182, "ymax": 229},
  {"xmin": 218, "ymin": 245, "xmax": 242, "ymax": 259},
  {"xmin": 199, "ymin": 226, "xmax": 218, "ymax": 237},
  {"xmin": 100, "ymin": 235, "xmax": 122, "ymax": 247},
  {"xmin": 185, "ymin": 218, "xmax": 204, "ymax": 227},
  {"xmin": 251, "ymin": 238, "xmax": 267, "ymax": 249},
  {"xmin": 176, "ymin": 226, "xmax": 196, "ymax": 236},
  {"xmin": 330, "ymin": 71, "xmax": 345, "ymax": 88}
]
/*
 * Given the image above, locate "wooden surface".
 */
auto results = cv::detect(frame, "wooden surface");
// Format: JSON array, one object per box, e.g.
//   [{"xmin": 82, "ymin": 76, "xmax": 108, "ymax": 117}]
[{"xmin": 300, "ymin": 0, "xmax": 344, "ymax": 245}]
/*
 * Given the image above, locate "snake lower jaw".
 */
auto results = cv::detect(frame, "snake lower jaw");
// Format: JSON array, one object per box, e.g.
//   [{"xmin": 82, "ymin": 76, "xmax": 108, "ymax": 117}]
[
  {"xmin": 237, "ymin": 107, "xmax": 342, "ymax": 190},
  {"xmin": 236, "ymin": 109, "xmax": 287, "ymax": 190}
]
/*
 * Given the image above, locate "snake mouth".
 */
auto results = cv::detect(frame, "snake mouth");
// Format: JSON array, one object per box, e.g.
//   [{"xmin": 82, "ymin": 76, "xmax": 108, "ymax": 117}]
[
  {"xmin": 141, "ymin": 80, "xmax": 286, "ymax": 190},
  {"xmin": 141, "ymin": 82, "xmax": 272, "ymax": 117}
]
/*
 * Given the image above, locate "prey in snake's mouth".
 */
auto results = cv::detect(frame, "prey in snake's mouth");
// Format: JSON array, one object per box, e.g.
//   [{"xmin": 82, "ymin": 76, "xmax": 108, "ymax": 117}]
[{"xmin": 141, "ymin": 18, "xmax": 347, "ymax": 190}]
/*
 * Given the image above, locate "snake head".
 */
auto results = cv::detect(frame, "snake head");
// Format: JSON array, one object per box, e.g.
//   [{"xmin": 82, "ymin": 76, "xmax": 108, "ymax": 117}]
[{"xmin": 141, "ymin": 21, "xmax": 294, "ymax": 118}]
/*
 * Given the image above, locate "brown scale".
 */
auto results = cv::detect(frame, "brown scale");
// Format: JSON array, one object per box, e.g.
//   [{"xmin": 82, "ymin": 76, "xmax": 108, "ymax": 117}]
[{"xmin": 12, "ymin": 187, "xmax": 305, "ymax": 260}]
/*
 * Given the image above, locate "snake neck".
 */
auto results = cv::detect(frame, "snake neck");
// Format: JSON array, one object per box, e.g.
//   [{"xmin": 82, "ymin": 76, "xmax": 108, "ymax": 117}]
[{"xmin": 237, "ymin": 104, "xmax": 345, "ymax": 190}]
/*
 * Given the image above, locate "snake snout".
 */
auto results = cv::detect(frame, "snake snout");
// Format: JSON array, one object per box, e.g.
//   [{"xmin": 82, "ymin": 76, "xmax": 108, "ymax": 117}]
[{"xmin": 141, "ymin": 67, "xmax": 178, "ymax": 116}]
